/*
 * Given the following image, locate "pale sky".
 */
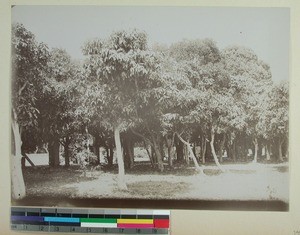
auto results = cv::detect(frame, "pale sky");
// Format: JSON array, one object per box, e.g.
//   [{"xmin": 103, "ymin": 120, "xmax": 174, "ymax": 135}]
[{"xmin": 12, "ymin": 6, "xmax": 289, "ymax": 82}]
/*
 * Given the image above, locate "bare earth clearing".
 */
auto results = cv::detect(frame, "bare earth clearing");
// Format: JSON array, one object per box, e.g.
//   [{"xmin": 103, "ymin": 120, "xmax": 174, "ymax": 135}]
[{"xmin": 22, "ymin": 162, "xmax": 288, "ymax": 203}]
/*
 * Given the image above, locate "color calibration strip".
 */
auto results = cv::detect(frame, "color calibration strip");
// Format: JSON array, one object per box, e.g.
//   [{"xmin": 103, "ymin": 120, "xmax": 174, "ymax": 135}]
[{"xmin": 11, "ymin": 207, "xmax": 170, "ymax": 234}]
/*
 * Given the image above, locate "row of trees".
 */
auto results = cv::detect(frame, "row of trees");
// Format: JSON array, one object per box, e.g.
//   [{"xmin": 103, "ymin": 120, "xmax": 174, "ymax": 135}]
[{"xmin": 11, "ymin": 23, "xmax": 288, "ymax": 198}]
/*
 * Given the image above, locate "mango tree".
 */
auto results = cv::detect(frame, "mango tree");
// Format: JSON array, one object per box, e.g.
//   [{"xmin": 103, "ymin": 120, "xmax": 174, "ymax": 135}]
[
  {"xmin": 37, "ymin": 48, "xmax": 79, "ymax": 167},
  {"xmin": 11, "ymin": 23, "xmax": 49, "ymax": 199},
  {"xmin": 222, "ymin": 46, "xmax": 273, "ymax": 163},
  {"xmin": 169, "ymin": 39, "xmax": 230, "ymax": 172},
  {"xmin": 265, "ymin": 81, "xmax": 289, "ymax": 161},
  {"xmin": 80, "ymin": 30, "xmax": 161, "ymax": 189}
]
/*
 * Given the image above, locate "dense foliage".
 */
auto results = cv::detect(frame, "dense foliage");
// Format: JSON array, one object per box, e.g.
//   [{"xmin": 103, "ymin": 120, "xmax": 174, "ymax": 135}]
[{"xmin": 11, "ymin": 24, "xmax": 289, "ymax": 195}]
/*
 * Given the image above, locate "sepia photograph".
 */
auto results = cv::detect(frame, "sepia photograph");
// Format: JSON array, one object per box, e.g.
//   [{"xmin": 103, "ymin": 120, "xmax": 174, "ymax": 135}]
[{"xmin": 11, "ymin": 6, "xmax": 289, "ymax": 210}]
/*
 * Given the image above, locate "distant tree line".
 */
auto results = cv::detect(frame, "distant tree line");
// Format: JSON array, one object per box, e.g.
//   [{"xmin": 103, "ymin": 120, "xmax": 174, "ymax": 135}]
[{"xmin": 11, "ymin": 23, "xmax": 288, "ymax": 197}]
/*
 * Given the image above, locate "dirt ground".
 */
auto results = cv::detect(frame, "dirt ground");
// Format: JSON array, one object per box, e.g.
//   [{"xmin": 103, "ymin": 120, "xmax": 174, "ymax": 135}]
[{"xmin": 22, "ymin": 162, "xmax": 289, "ymax": 203}]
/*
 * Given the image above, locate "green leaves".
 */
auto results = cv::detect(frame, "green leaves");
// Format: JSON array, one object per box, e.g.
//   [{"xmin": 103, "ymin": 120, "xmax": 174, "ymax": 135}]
[
  {"xmin": 170, "ymin": 38, "xmax": 221, "ymax": 65},
  {"xmin": 80, "ymin": 29, "xmax": 162, "ymax": 132},
  {"xmin": 12, "ymin": 24, "xmax": 288, "ymax": 156},
  {"xmin": 12, "ymin": 23, "xmax": 50, "ymax": 128}
]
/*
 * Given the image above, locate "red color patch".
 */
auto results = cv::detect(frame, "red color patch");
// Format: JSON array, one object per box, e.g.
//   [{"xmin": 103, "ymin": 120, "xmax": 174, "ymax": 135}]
[{"xmin": 154, "ymin": 219, "xmax": 169, "ymax": 228}]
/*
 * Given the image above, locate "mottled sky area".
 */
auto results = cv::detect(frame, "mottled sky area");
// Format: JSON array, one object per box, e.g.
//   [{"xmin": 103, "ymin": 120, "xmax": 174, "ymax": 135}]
[{"xmin": 12, "ymin": 6, "xmax": 289, "ymax": 82}]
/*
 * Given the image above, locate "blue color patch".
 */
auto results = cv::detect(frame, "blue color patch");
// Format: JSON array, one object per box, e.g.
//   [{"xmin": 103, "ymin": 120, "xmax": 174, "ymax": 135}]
[{"xmin": 44, "ymin": 217, "xmax": 80, "ymax": 223}]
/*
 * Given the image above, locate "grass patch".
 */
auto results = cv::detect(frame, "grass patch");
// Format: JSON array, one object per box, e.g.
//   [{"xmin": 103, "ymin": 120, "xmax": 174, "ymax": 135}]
[
  {"xmin": 203, "ymin": 169, "xmax": 222, "ymax": 176},
  {"xmin": 274, "ymin": 166, "xmax": 288, "ymax": 173},
  {"xmin": 18, "ymin": 162, "xmax": 288, "ymax": 203},
  {"xmin": 23, "ymin": 166, "xmax": 97, "ymax": 197},
  {"xmin": 125, "ymin": 181, "xmax": 190, "ymax": 198},
  {"xmin": 115, "ymin": 162, "xmax": 198, "ymax": 176},
  {"xmin": 229, "ymin": 170, "xmax": 256, "ymax": 174}
]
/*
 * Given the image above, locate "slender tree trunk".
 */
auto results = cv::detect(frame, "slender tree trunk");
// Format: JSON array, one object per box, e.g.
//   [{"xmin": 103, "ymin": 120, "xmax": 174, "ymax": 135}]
[
  {"xmin": 93, "ymin": 136, "xmax": 100, "ymax": 165},
  {"xmin": 201, "ymin": 135, "xmax": 207, "ymax": 164},
  {"xmin": 128, "ymin": 143, "xmax": 134, "ymax": 168},
  {"xmin": 143, "ymin": 141, "xmax": 154, "ymax": 167},
  {"xmin": 266, "ymin": 144, "xmax": 271, "ymax": 161},
  {"xmin": 193, "ymin": 143, "xmax": 196, "ymax": 160},
  {"xmin": 114, "ymin": 125, "xmax": 127, "ymax": 190},
  {"xmin": 123, "ymin": 139, "xmax": 129, "ymax": 169},
  {"xmin": 184, "ymin": 144, "xmax": 189, "ymax": 165},
  {"xmin": 123, "ymin": 137, "xmax": 134, "ymax": 169},
  {"xmin": 168, "ymin": 147, "xmax": 173, "ymax": 167},
  {"xmin": 105, "ymin": 147, "xmax": 109, "ymax": 165},
  {"xmin": 252, "ymin": 138, "xmax": 258, "ymax": 163},
  {"xmin": 278, "ymin": 138, "xmax": 284, "ymax": 162},
  {"xmin": 64, "ymin": 136, "xmax": 70, "ymax": 167},
  {"xmin": 165, "ymin": 136, "xmax": 171, "ymax": 167},
  {"xmin": 151, "ymin": 146, "xmax": 157, "ymax": 164},
  {"xmin": 284, "ymin": 138, "xmax": 289, "ymax": 160},
  {"xmin": 232, "ymin": 140, "xmax": 237, "ymax": 162},
  {"xmin": 259, "ymin": 143, "xmax": 263, "ymax": 159},
  {"xmin": 176, "ymin": 133, "xmax": 203, "ymax": 174},
  {"xmin": 108, "ymin": 146, "xmax": 114, "ymax": 166},
  {"xmin": 237, "ymin": 136, "xmax": 241, "ymax": 161},
  {"xmin": 151, "ymin": 135, "xmax": 164, "ymax": 172},
  {"xmin": 11, "ymin": 117, "xmax": 26, "ymax": 199},
  {"xmin": 95, "ymin": 146, "xmax": 100, "ymax": 165},
  {"xmin": 219, "ymin": 134, "xmax": 226, "ymax": 163},
  {"xmin": 165, "ymin": 134, "xmax": 175, "ymax": 168},
  {"xmin": 228, "ymin": 137, "xmax": 236, "ymax": 163},
  {"xmin": 49, "ymin": 137, "xmax": 60, "ymax": 167},
  {"xmin": 176, "ymin": 139, "xmax": 184, "ymax": 163},
  {"xmin": 210, "ymin": 130, "xmax": 225, "ymax": 173}
]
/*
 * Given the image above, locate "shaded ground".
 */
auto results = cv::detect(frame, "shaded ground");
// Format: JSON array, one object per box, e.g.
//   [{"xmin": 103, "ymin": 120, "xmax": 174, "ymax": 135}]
[{"xmin": 20, "ymin": 162, "xmax": 289, "ymax": 205}]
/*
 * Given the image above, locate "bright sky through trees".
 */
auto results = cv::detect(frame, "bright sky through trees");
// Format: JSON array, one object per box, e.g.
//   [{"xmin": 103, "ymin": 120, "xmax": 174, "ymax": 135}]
[{"xmin": 12, "ymin": 6, "xmax": 289, "ymax": 82}]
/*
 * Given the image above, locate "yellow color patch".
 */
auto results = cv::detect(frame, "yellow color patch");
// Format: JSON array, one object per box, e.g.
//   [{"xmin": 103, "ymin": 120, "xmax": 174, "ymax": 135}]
[{"xmin": 117, "ymin": 219, "xmax": 153, "ymax": 224}]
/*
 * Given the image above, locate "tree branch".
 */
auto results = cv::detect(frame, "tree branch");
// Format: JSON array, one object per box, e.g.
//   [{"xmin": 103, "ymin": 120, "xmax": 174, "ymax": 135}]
[
  {"xmin": 175, "ymin": 132, "xmax": 203, "ymax": 173},
  {"xmin": 18, "ymin": 81, "xmax": 28, "ymax": 96},
  {"xmin": 130, "ymin": 128, "xmax": 153, "ymax": 147}
]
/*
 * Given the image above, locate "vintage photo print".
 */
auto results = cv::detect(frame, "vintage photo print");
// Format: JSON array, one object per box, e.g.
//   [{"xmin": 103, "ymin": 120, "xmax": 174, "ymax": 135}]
[{"xmin": 11, "ymin": 6, "xmax": 289, "ymax": 210}]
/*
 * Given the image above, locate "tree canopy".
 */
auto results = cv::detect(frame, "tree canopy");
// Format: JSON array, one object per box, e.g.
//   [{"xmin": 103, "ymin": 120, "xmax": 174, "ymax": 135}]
[{"xmin": 11, "ymin": 25, "xmax": 289, "ymax": 197}]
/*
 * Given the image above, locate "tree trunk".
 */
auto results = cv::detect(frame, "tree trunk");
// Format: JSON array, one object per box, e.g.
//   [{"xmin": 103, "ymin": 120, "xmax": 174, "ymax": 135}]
[
  {"xmin": 144, "ymin": 141, "xmax": 154, "ymax": 167},
  {"xmin": 108, "ymin": 146, "xmax": 114, "ymax": 166},
  {"xmin": 114, "ymin": 125, "xmax": 127, "ymax": 190},
  {"xmin": 176, "ymin": 139, "xmax": 184, "ymax": 163},
  {"xmin": 210, "ymin": 130, "xmax": 225, "ymax": 173},
  {"xmin": 151, "ymin": 136, "xmax": 164, "ymax": 172},
  {"xmin": 64, "ymin": 136, "xmax": 70, "ymax": 167},
  {"xmin": 123, "ymin": 137, "xmax": 134, "ymax": 169},
  {"xmin": 168, "ymin": 146, "xmax": 173, "ymax": 167},
  {"xmin": 93, "ymin": 136, "xmax": 100, "ymax": 165},
  {"xmin": 228, "ymin": 138, "xmax": 236, "ymax": 163},
  {"xmin": 278, "ymin": 138, "xmax": 284, "ymax": 162},
  {"xmin": 266, "ymin": 144, "xmax": 271, "ymax": 161},
  {"xmin": 237, "ymin": 136, "xmax": 241, "ymax": 161},
  {"xmin": 232, "ymin": 140, "xmax": 237, "ymax": 162},
  {"xmin": 284, "ymin": 138, "xmax": 289, "ymax": 160},
  {"xmin": 128, "ymin": 143, "xmax": 134, "ymax": 168},
  {"xmin": 11, "ymin": 117, "xmax": 26, "ymax": 199},
  {"xmin": 201, "ymin": 135, "xmax": 207, "ymax": 164},
  {"xmin": 165, "ymin": 134, "xmax": 175, "ymax": 168},
  {"xmin": 184, "ymin": 144, "xmax": 189, "ymax": 165},
  {"xmin": 105, "ymin": 147, "xmax": 109, "ymax": 165},
  {"xmin": 193, "ymin": 143, "xmax": 196, "ymax": 160},
  {"xmin": 252, "ymin": 138, "xmax": 258, "ymax": 163},
  {"xmin": 176, "ymin": 133, "xmax": 203, "ymax": 174},
  {"xmin": 49, "ymin": 137, "xmax": 60, "ymax": 167},
  {"xmin": 219, "ymin": 134, "xmax": 226, "ymax": 163},
  {"xmin": 151, "ymin": 145, "xmax": 157, "ymax": 164}
]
